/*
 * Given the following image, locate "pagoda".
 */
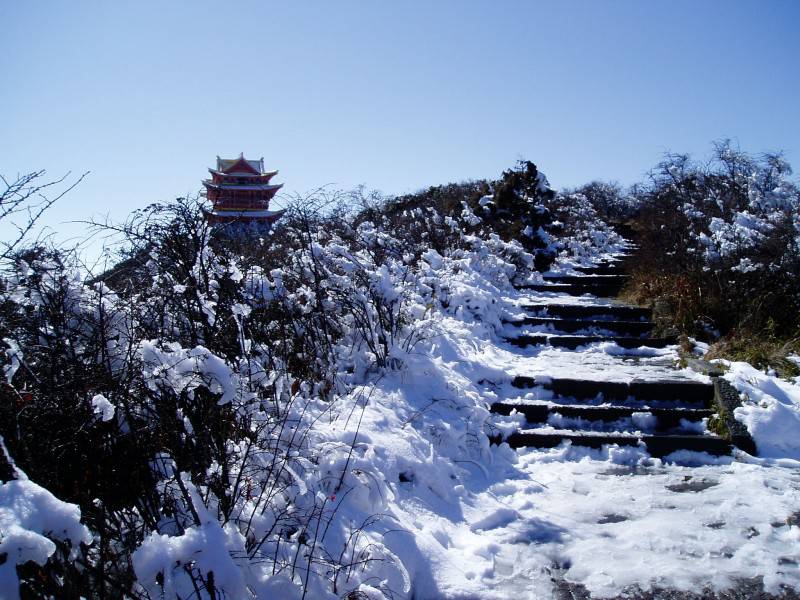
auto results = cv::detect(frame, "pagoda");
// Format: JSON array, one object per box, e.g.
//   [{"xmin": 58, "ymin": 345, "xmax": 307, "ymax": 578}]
[{"xmin": 202, "ymin": 154, "xmax": 284, "ymax": 225}]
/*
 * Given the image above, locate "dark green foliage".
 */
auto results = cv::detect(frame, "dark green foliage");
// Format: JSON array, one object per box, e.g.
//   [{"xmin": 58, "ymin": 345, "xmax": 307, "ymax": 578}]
[{"xmin": 488, "ymin": 161, "xmax": 557, "ymax": 268}]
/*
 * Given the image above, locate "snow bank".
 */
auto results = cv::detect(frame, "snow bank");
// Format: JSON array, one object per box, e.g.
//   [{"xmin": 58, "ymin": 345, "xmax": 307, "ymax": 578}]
[{"xmin": 724, "ymin": 361, "xmax": 800, "ymax": 460}]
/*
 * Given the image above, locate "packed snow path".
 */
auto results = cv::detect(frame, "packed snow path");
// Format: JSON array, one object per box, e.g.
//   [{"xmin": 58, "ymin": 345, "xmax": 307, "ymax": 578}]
[
  {"xmin": 495, "ymin": 252, "xmax": 733, "ymax": 457},
  {"xmin": 456, "ymin": 250, "xmax": 800, "ymax": 599}
]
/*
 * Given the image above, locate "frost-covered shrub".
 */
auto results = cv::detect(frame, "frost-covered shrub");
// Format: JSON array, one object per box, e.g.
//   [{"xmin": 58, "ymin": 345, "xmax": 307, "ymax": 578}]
[
  {"xmin": 0, "ymin": 170, "xmax": 545, "ymax": 598},
  {"xmin": 0, "ymin": 437, "xmax": 92, "ymax": 600},
  {"xmin": 567, "ymin": 180, "xmax": 638, "ymax": 224},
  {"xmin": 373, "ymin": 180, "xmax": 491, "ymax": 257},
  {"xmin": 544, "ymin": 188, "xmax": 627, "ymax": 264},
  {"xmin": 482, "ymin": 160, "xmax": 557, "ymax": 270},
  {"xmin": 629, "ymin": 141, "xmax": 800, "ymax": 338},
  {"xmin": 381, "ymin": 161, "xmax": 558, "ymax": 272}
]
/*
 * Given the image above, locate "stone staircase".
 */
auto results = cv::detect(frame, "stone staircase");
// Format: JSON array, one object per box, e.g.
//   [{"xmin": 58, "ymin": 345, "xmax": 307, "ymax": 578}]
[{"xmin": 490, "ymin": 251, "xmax": 749, "ymax": 458}]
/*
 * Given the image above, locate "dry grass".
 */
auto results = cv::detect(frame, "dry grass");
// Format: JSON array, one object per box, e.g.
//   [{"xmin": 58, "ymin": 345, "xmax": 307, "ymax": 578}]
[
  {"xmin": 619, "ymin": 271, "xmax": 714, "ymax": 338},
  {"xmin": 621, "ymin": 271, "xmax": 800, "ymax": 379},
  {"xmin": 706, "ymin": 334, "xmax": 800, "ymax": 379}
]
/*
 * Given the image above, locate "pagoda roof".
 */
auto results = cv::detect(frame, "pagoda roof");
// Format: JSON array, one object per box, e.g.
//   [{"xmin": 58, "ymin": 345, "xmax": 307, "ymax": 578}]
[
  {"xmin": 216, "ymin": 153, "xmax": 265, "ymax": 175},
  {"xmin": 203, "ymin": 180, "xmax": 283, "ymax": 192},
  {"xmin": 208, "ymin": 167, "xmax": 279, "ymax": 178}
]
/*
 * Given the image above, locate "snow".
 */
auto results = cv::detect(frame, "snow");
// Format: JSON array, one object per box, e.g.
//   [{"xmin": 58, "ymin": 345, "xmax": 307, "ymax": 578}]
[
  {"xmin": 341, "ymin": 310, "xmax": 800, "ymax": 597},
  {"xmin": 91, "ymin": 393, "xmax": 116, "ymax": 421},
  {"xmin": 421, "ymin": 249, "xmax": 443, "ymax": 269},
  {"xmin": 316, "ymin": 244, "xmax": 799, "ymax": 597},
  {"xmin": 489, "ymin": 451, "xmax": 800, "ymax": 597},
  {"xmin": 132, "ymin": 212, "xmax": 800, "ymax": 597},
  {"xmin": 288, "ymin": 265, "xmax": 799, "ymax": 598},
  {"xmin": 134, "ymin": 520, "xmax": 251, "ymax": 599},
  {"xmin": 486, "ymin": 341, "xmax": 707, "ymax": 385},
  {"xmin": 140, "ymin": 341, "xmax": 238, "ymax": 405},
  {"xmin": 0, "ymin": 439, "xmax": 92, "ymax": 600},
  {"xmin": 2, "ymin": 338, "xmax": 21, "ymax": 383},
  {"xmin": 722, "ymin": 361, "xmax": 800, "ymax": 460},
  {"xmin": 349, "ymin": 347, "xmax": 800, "ymax": 598},
  {"xmin": 2, "ymin": 188, "xmax": 798, "ymax": 598}
]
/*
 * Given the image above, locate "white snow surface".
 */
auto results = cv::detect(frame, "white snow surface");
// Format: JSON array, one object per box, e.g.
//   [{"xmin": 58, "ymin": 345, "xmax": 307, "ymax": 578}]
[
  {"xmin": 722, "ymin": 360, "xmax": 800, "ymax": 461},
  {"xmin": 349, "ymin": 290, "xmax": 800, "ymax": 598},
  {"xmin": 210, "ymin": 224, "xmax": 798, "ymax": 599},
  {"xmin": 4, "ymin": 207, "xmax": 800, "ymax": 598},
  {"xmin": 301, "ymin": 237, "xmax": 800, "ymax": 598},
  {"xmin": 0, "ymin": 439, "xmax": 92, "ymax": 600}
]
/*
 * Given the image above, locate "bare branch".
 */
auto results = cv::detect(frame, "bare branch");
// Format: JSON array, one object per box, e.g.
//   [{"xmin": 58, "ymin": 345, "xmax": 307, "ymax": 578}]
[{"xmin": 0, "ymin": 169, "xmax": 88, "ymax": 262}]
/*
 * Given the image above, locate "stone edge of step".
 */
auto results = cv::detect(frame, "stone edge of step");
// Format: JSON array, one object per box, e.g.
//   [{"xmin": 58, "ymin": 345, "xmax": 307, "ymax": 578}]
[
  {"xmin": 488, "ymin": 430, "xmax": 733, "ymax": 457},
  {"xmin": 491, "ymin": 402, "xmax": 714, "ymax": 418},
  {"xmin": 505, "ymin": 334, "xmax": 677, "ymax": 349}
]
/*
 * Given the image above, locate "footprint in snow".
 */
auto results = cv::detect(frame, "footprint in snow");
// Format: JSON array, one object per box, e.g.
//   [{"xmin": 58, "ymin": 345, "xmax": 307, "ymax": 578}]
[
  {"xmin": 597, "ymin": 513, "xmax": 629, "ymax": 524},
  {"xmin": 432, "ymin": 528, "xmax": 452, "ymax": 548},
  {"xmin": 665, "ymin": 478, "xmax": 719, "ymax": 493},
  {"xmin": 470, "ymin": 507, "xmax": 519, "ymax": 531},
  {"xmin": 511, "ymin": 517, "xmax": 567, "ymax": 544}
]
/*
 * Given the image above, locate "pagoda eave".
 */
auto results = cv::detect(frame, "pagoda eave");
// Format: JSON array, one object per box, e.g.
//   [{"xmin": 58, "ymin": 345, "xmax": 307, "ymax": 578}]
[
  {"xmin": 203, "ymin": 181, "xmax": 283, "ymax": 192},
  {"xmin": 208, "ymin": 167, "xmax": 278, "ymax": 178}
]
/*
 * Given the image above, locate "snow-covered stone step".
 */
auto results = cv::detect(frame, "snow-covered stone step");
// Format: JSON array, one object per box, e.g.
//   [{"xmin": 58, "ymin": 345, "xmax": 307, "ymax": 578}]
[
  {"xmin": 496, "ymin": 430, "xmax": 731, "ymax": 457},
  {"xmin": 512, "ymin": 376, "xmax": 713, "ymax": 404},
  {"xmin": 506, "ymin": 333, "xmax": 676, "ymax": 350},
  {"xmin": 516, "ymin": 282, "xmax": 624, "ymax": 297},
  {"xmin": 505, "ymin": 316, "xmax": 654, "ymax": 337},
  {"xmin": 575, "ymin": 264, "xmax": 626, "ymax": 275},
  {"xmin": 522, "ymin": 303, "xmax": 651, "ymax": 321},
  {"xmin": 501, "ymin": 394, "xmax": 705, "ymax": 411},
  {"xmin": 542, "ymin": 274, "xmax": 629, "ymax": 286},
  {"xmin": 491, "ymin": 402, "xmax": 713, "ymax": 429}
]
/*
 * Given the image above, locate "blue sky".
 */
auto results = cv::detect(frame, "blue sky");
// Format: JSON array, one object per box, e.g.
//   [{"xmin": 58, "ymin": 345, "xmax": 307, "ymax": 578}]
[{"xmin": 1, "ymin": 1, "xmax": 799, "ymax": 248}]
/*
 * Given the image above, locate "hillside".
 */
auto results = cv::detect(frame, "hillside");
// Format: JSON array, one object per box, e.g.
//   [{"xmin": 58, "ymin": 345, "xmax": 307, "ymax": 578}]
[{"xmin": 1, "ymin": 156, "xmax": 799, "ymax": 599}]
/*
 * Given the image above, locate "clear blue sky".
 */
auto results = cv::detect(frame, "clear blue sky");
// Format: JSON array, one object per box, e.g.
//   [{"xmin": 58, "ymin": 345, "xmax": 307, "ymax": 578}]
[{"xmin": 2, "ymin": 1, "xmax": 799, "ymax": 248}]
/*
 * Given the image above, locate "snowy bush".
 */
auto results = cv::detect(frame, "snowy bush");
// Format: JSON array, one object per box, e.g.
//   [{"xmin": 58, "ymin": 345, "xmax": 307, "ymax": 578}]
[
  {"xmin": 628, "ymin": 140, "xmax": 800, "ymax": 339},
  {"xmin": 0, "ymin": 437, "xmax": 92, "ymax": 599},
  {"xmin": 544, "ymin": 188, "xmax": 626, "ymax": 264},
  {"xmin": 0, "ymin": 165, "xmax": 552, "ymax": 598},
  {"xmin": 566, "ymin": 180, "xmax": 638, "ymax": 224}
]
